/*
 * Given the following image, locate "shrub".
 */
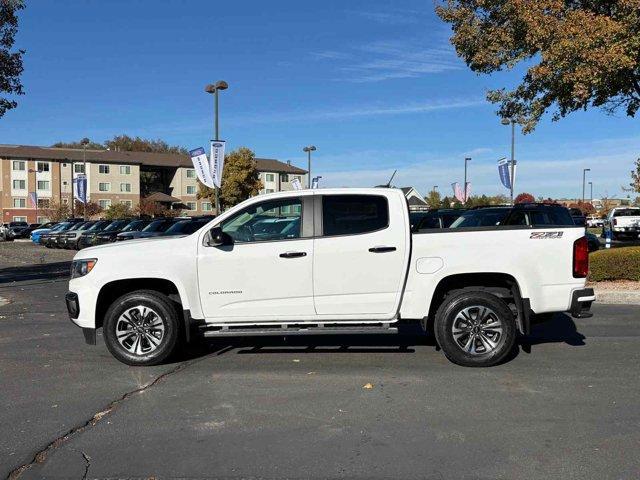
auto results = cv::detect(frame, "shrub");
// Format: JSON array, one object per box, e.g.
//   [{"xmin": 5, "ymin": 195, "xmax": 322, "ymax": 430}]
[{"xmin": 589, "ymin": 247, "xmax": 640, "ymax": 282}]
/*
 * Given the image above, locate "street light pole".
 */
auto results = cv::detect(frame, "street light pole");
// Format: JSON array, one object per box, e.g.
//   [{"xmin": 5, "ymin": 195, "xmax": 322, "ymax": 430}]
[
  {"xmin": 205, "ymin": 81, "xmax": 228, "ymax": 216},
  {"xmin": 582, "ymin": 168, "xmax": 591, "ymax": 204},
  {"xmin": 464, "ymin": 157, "xmax": 471, "ymax": 204},
  {"xmin": 433, "ymin": 185, "xmax": 438, "ymax": 192},
  {"xmin": 589, "ymin": 181, "xmax": 593, "ymax": 203},
  {"xmin": 303, "ymin": 146, "xmax": 316, "ymax": 188}
]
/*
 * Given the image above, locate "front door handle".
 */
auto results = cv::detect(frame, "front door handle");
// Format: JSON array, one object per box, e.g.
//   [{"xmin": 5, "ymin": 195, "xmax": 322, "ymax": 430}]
[
  {"xmin": 279, "ymin": 251, "xmax": 307, "ymax": 258},
  {"xmin": 369, "ymin": 246, "xmax": 396, "ymax": 253}
]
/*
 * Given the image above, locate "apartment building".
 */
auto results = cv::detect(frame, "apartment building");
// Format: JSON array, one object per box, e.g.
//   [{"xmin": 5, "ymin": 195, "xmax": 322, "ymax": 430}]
[
  {"xmin": 256, "ymin": 159, "xmax": 308, "ymax": 193},
  {"xmin": 0, "ymin": 145, "xmax": 308, "ymax": 223}
]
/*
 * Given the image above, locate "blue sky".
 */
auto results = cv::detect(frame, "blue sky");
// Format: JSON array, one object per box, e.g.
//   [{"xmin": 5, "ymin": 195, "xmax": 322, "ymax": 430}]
[{"xmin": 2, "ymin": 0, "xmax": 639, "ymax": 199}]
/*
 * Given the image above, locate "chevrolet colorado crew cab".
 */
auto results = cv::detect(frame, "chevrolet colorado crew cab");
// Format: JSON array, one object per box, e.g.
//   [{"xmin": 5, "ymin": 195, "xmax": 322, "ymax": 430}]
[{"xmin": 66, "ymin": 188, "xmax": 594, "ymax": 367}]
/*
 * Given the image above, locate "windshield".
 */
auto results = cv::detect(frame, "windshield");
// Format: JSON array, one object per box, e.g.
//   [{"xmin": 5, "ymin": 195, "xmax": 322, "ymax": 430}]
[
  {"xmin": 51, "ymin": 222, "xmax": 72, "ymax": 232},
  {"xmin": 85, "ymin": 221, "xmax": 109, "ymax": 232},
  {"xmin": 103, "ymin": 220, "xmax": 129, "ymax": 232},
  {"xmin": 613, "ymin": 209, "xmax": 640, "ymax": 217},
  {"xmin": 162, "ymin": 220, "xmax": 208, "ymax": 236},
  {"xmin": 121, "ymin": 220, "xmax": 148, "ymax": 232},
  {"xmin": 450, "ymin": 209, "xmax": 510, "ymax": 228},
  {"xmin": 68, "ymin": 222, "xmax": 87, "ymax": 231},
  {"xmin": 142, "ymin": 219, "xmax": 175, "ymax": 232}
]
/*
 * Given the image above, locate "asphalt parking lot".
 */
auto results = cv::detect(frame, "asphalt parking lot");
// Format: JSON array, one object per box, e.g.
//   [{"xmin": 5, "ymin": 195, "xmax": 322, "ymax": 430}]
[{"xmin": 1, "ymin": 243, "xmax": 639, "ymax": 479}]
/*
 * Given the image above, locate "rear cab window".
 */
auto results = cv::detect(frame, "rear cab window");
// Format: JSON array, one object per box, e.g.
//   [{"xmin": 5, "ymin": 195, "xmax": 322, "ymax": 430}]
[{"xmin": 322, "ymin": 195, "xmax": 388, "ymax": 236}]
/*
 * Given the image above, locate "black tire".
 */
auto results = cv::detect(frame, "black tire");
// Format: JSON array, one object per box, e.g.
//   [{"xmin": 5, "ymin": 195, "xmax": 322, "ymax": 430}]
[
  {"xmin": 103, "ymin": 290, "xmax": 181, "ymax": 366},
  {"xmin": 434, "ymin": 291, "xmax": 516, "ymax": 367}
]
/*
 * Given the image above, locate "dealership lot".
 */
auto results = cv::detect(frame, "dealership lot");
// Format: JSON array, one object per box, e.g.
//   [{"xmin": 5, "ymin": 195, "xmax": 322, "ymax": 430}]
[{"xmin": 0, "ymin": 244, "xmax": 638, "ymax": 479}]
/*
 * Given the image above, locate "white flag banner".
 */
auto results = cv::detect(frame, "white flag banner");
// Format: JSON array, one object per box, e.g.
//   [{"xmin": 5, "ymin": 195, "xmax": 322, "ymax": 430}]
[
  {"xmin": 210, "ymin": 140, "xmax": 226, "ymax": 188},
  {"xmin": 291, "ymin": 177, "xmax": 303, "ymax": 190},
  {"xmin": 189, "ymin": 147, "xmax": 214, "ymax": 188}
]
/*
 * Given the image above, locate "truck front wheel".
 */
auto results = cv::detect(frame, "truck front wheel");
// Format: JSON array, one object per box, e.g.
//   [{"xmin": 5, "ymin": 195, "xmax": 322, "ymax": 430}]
[
  {"xmin": 103, "ymin": 290, "xmax": 181, "ymax": 366},
  {"xmin": 434, "ymin": 291, "xmax": 516, "ymax": 367}
]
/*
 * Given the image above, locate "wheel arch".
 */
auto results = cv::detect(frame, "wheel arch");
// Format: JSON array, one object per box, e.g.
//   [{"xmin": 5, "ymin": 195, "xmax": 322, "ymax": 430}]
[
  {"xmin": 95, "ymin": 277, "xmax": 187, "ymax": 330},
  {"xmin": 424, "ymin": 272, "xmax": 528, "ymax": 334}
]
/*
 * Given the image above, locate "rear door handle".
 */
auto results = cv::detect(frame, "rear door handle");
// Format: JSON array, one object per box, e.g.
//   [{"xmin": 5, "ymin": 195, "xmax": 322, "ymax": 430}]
[
  {"xmin": 279, "ymin": 251, "xmax": 307, "ymax": 258},
  {"xmin": 368, "ymin": 246, "xmax": 396, "ymax": 253}
]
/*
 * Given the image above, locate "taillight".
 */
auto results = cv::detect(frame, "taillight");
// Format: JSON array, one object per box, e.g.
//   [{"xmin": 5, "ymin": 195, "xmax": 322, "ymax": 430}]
[{"xmin": 573, "ymin": 236, "xmax": 589, "ymax": 278}]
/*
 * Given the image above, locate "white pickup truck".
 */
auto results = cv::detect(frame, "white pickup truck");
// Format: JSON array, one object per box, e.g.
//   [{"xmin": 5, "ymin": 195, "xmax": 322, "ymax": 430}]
[
  {"xmin": 66, "ymin": 188, "xmax": 594, "ymax": 367},
  {"xmin": 605, "ymin": 206, "xmax": 640, "ymax": 240}
]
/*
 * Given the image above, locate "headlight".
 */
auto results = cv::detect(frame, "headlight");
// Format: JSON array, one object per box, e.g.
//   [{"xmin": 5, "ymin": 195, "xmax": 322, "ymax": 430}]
[{"xmin": 71, "ymin": 259, "xmax": 97, "ymax": 279}]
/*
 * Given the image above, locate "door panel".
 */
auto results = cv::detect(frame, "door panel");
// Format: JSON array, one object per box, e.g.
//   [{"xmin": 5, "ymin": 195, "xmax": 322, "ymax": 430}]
[{"xmin": 313, "ymin": 193, "xmax": 409, "ymax": 316}]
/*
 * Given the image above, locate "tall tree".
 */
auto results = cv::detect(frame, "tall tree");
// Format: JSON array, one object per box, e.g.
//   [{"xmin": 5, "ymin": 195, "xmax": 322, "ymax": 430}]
[
  {"xmin": 437, "ymin": 1, "xmax": 640, "ymax": 132},
  {"xmin": 514, "ymin": 192, "xmax": 536, "ymax": 204},
  {"xmin": 220, "ymin": 147, "xmax": 263, "ymax": 209},
  {"xmin": 51, "ymin": 139, "xmax": 104, "ymax": 150},
  {"xmin": 104, "ymin": 135, "xmax": 187, "ymax": 155},
  {"xmin": 0, "ymin": 0, "xmax": 24, "ymax": 119},
  {"xmin": 629, "ymin": 158, "xmax": 640, "ymax": 193},
  {"xmin": 425, "ymin": 190, "xmax": 442, "ymax": 209}
]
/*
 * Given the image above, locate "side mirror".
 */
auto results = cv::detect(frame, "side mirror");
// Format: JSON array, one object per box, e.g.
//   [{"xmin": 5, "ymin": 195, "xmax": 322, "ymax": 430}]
[{"xmin": 208, "ymin": 226, "xmax": 232, "ymax": 247}]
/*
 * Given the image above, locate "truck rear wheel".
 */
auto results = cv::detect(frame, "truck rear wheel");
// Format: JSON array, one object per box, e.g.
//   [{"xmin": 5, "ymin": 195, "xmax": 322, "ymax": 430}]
[
  {"xmin": 434, "ymin": 291, "xmax": 516, "ymax": 367},
  {"xmin": 103, "ymin": 290, "xmax": 180, "ymax": 366}
]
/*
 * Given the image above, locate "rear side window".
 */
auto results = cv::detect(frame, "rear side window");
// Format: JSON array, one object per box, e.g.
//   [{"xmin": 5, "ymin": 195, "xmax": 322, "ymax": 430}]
[{"xmin": 322, "ymin": 195, "xmax": 388, "ymax": 236}]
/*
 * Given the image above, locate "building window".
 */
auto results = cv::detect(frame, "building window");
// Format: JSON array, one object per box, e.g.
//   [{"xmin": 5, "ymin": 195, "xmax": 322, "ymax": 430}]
[
  {"xmin": 37, "ymin": 180, "xmax": 50, "ymax": 190},
  {"xmin": 99, "ymin": 165, "xmax": 110, "ymax": 174},
  {"xmin": 120, "ymin": 183, "xmax": 131, "ymax": 193},
  {"xmin": 37, "ymin": 198, "xmax": 50, "ymax": 209},
  {"xmin": 13, "ymin": 216, "xmax": 27, "ymax": 222},
  {"xmin": 186, "ymin": 202, "xmax": 197, "ymax": 211},
  {"xmin": 281, "ymin": 174, "xmax": 289, "ymax": 182},
  {"xmin": 265, "ymin": 188, "xmax": 275, "ymax": 193},
  {"xmin": 13, "ymin": 198, "xmax": 26, "ymax": 208},
  {"xmin": 265, "ymin": 173, "xmax": 275, "ymax": 182},
  {"xmin": 293, "ymin": 175, "xmax": 301, "ymax": 182},
  {"xmin": 201, "ymin": 201, "xmax": 212, "ymax": 211},
  {"xmin": 37, "ymin": 216, "xmax": 50, "ymax": 224},
  {"xmin": 98, "ymin": 182, "xmax": 110, "ymax": 192},
  {"xmin": 98, "ymin": 199, "xmax": 111, "ymax": 209},
  {"xmin": 186, "ymin": 185, "xmax": 196, "ymax": 195},
  {"xmin": 12, "ymin": 160, "xmax": 25, "ymax": 171},
  {"xmin": 74, "ymin": 164, "xmax": 85, "ymax": 174},
  {"xmin": 120, "ymin": 165, "xmax": 131, "ymax": 175},
  {"xmin": 186, "ymin": 169, "xmax": 196, "ymax": 179},
  {"xmin": 12, "ymin": 179, "xmax": 26, "ymax": 190},
  {"xmin": 121, "ymin": 200, "xmax": 133, "ymax": 208},
  {"xmin": 37, "ymin": 162, "xmax": 50, "ymax": 172}
]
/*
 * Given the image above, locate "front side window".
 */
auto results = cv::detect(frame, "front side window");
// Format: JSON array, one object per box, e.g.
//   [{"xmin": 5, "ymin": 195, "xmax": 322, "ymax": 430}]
[
  {"xmin": 99, "ymin": 165, "xmax": 110, "ymax": 174},
  {"xmin": 322, "ymin": 195, "xmax": 388, "ymax": 236},
  {"xmin": 221, "ymin": 198, "xmax": 302, "ymax": 243}
]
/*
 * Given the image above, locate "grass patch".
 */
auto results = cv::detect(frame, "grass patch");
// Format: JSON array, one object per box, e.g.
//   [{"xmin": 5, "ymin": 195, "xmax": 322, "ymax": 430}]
[
  {"xmin": 586, "ymin": 227, "xmax": 602, "ymax": 236},
  {"xmin": 589, "ymin": 246, "xmax": 640, "ymax": 282}
]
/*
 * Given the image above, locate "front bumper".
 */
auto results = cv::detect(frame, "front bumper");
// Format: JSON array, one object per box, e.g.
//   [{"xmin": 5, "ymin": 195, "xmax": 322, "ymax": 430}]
[
  {"xmin": 65, "ymin": 291, "xmax": 96, "ymax": 345},
  {"xmin": 569, "ymin": 288, "xmax": 595, "ymax": 318}
]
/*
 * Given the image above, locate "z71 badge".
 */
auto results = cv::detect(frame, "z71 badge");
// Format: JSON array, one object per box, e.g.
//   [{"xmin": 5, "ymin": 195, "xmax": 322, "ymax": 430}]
[{"xmin": 530, "ymin": 231, "xmax": 563, "ymax": 239}]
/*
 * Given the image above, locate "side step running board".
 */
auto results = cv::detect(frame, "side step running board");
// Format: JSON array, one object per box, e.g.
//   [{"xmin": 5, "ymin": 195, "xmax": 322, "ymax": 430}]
[{"xmin": 202, "ymin": 324, "xmax": 398, "ymax": 338}]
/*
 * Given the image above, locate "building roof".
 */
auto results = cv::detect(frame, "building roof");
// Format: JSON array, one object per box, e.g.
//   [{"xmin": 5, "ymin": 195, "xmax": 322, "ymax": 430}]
[
  {"xmin": 255, "ymin": 158, "xmax": 306, "ymax": 174},
  {"xmin": 0, "ymin": 144, "xmax": 307, "ymax": 173}
]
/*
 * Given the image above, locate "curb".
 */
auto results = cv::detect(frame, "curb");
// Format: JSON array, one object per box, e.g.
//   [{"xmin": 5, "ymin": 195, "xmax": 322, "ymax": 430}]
[{"xmin": 594, "ymin": 289, "xmax": 640, "ymax": 305}]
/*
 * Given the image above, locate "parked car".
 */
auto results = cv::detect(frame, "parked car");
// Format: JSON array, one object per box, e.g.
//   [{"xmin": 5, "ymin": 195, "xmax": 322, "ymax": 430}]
[
  {"xmin": 4, "ymin": 221, "xmax": 30, "ymax": 240},
  {"xmin": 67, "ymin": 188, "xmax": 593, "ymax": 367},
  {"xmin": 44, "ymin": 221, "xmax": 90, "ymax": 248},
  {"xmin": 449, "ymin": 207, "xmax": 511, "ymax": 228},
  {"xmin": 117, "ymin": 218, "xmax": 180, "ymax": 241},
  {"xmin": 94, "ymin": 219, "xmax": 151, "ymax": 245},
  {"xmin": 586, "ymin": 217, "xmax": 604, "ymax": 228},
  {"xmin": 59, "ymin": 221, "xmax": 105, "ymax": 249},
  {"xmin": 38, "ymin": 220, "xmax": 83, "ymax": 246},
  {"xmin": 159, "ymin": 216, "xmax": 216, "ymax": 237},
  {"xmin": 501, "ymin": 203, "xmax": 576, "ymax": 227},
  {"xmin": 411, "ymin": 209, "xmax": 465, "ymax": 231},
  {"xmin": 569, "ymin": 208, "xmax": 586, "ymax": 227},
  {"xmin": 77, "ymin": 219, "xmax": 130, "ymax": 249},
  {"xmin": 604, "ymin": 207, "xmax": 640, "ymax": 240}
]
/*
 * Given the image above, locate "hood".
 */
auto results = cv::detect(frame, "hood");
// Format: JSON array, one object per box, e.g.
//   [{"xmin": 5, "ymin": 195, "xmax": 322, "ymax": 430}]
[{"xmin": 77, "ymin": 235, "xmax": 179, "ymax": 256}]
